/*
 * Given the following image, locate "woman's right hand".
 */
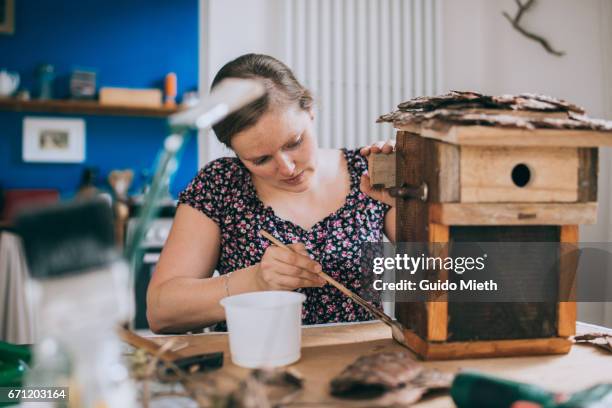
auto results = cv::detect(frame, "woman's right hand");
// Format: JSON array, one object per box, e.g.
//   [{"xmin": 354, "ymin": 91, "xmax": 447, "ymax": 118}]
[{"xmin": 255, "ymin": 243, "xmax": 326, "ymax": 290}]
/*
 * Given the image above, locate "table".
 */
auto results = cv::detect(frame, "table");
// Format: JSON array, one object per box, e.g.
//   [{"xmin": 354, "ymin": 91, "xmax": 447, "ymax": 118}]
[{"xmin": 149, "ymin": 321, "xmax": 612, "ymax": 407}]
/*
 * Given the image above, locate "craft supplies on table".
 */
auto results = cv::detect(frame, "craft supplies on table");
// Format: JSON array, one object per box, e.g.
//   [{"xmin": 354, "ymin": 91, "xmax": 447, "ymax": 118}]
[{"xmin": 141, "ymin": 321, "xmax": 612, "ymax": 408}]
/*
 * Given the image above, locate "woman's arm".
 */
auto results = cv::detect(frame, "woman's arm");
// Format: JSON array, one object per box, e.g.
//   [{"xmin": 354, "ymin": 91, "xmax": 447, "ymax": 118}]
[
  {"xmin": 147, "ymin": 204, "xmax": 325, "ymax": 333},
  {"xmin": 147, "ymin": 205, "xmax": 248, "ymax": 332}
]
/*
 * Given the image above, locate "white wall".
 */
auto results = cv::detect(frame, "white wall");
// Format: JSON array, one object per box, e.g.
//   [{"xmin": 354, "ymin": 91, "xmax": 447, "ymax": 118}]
[
  {"xmin": 442, "ymin": 0, "xmax": 612, "ymax": 326},
  {"xmin": 198, "ymin": 0, "xmax": 286, "ymax": 165},
  {"xmin": 443, "ymin": 0, "xmax": 609, "ymax": 115}
]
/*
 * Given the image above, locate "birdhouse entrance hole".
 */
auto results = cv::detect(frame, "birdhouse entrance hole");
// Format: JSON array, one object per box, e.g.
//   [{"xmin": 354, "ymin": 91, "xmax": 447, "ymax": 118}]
[{"xmin": 511, "ymin": 163, "xmax": 531, "ymax": 187}]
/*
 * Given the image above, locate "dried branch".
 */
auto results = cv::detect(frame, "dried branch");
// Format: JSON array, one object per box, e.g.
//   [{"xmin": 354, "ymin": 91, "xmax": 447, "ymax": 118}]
[{"xmin": 502, "ymin": 0, "xmax": 565, "ymax": 57}]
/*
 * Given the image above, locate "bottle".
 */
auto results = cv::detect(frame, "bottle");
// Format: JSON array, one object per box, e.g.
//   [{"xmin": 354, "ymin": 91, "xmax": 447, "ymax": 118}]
[
  {"xmin": 37, "ymin": 64, "xmax": 55, "ymax": 100},
  {"xmin": 164, "ymin": 72, "xmax": 177, "ymax": 108}
]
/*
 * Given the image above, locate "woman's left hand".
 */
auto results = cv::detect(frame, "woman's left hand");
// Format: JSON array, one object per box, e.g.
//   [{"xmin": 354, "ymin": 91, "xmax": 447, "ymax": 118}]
[{"xmin": 359, "ymin": 140, "xmax": 396, "ymax": 207}]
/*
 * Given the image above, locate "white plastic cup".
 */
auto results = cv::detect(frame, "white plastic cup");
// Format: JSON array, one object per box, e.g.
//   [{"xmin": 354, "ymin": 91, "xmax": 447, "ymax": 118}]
[{"xmin": 219, "ymin": 291, "xmax": 306, "ymax": 368}]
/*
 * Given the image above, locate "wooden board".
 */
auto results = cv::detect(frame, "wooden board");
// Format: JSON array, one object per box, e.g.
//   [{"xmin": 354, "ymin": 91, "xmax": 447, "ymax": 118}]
[
  {"xmin": 426, "ymin": 223, "xmax": 449, "ymax": 341},
  {"xmin": 368, "ymin": 152, "xmax": 396, "ymax": 188},
  {"xmin": 460, "ymin": 146, "xmax": 579, "ymax": 203},
  {"xmin": 578, "ymin": 148, "xmax": 598, "ymax": 202},
  {"xmin": 402, "ymin": 327, "xmax": 572, "ymax": 360},
  {"xmin": 392, "ymin": 134, "xmax": 460, "ymax": 203},
  {"xmin": 395, "ymin": 132, "xmax": 429, "ymax": 339},
  {"xmin": 429, "ymin": 202, "xmax": 598, "ymax": 225},
  {"xmin": 0, "ymin": 97, "xmax": 179, "ymax": 117},
  {"xmin": 425, "ymin": 140, "xmax": 460, "ymax": 202},
  {"xmin": 395, "ymin": 124, "xmax": 612, "ymax": 147},
  {"xmin": 558, "ymin": 225, "xmax": 579, "ymax": 337}
]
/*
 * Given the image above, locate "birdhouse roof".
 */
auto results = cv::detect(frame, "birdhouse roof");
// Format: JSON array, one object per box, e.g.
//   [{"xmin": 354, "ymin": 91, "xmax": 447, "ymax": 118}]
[{"xmin": 378, "ymin": 91, "xmax": 612, "ymax": 147}]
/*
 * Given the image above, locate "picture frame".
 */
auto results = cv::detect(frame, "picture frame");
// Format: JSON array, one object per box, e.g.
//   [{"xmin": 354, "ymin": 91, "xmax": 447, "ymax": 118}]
[
  {"xmin": 23, "ymin": 117, "xmax": 86, "ymax": 163},
  {"xmin": 0, "ymin": 0, "xmax": 14, "ymax": 35}
]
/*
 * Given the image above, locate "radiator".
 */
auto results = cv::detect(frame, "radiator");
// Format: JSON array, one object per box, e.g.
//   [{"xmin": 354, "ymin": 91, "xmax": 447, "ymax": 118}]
[{"xmin": 284, "ymin": 0, "xmax": 442, "ymax": 149}]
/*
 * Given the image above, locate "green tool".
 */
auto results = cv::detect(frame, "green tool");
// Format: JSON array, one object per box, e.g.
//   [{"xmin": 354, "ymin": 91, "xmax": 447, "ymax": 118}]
[
  {"xmin": 0, "ymin": 341, "xmax": 32, "ymax": 407},
  {"xmin": 452, "ymin": 371, "xmax": 558, "ymax": 408},
  {"xmin": 558, "ymin": 384, "xmax": 612, "ymax": 408},
  {"xmin": 0, "ymin": 341, "xmax": 31, "ymax": 387},
  {"xmin": 452, "ymin": 371, "xmax": 612, "ymax": 408}
]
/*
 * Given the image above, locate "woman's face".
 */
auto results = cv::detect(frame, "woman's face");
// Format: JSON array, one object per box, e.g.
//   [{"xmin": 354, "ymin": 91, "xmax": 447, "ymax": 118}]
[{"xmin": 231, "ymin": 105, "xmax": 318, "ymax": 193}]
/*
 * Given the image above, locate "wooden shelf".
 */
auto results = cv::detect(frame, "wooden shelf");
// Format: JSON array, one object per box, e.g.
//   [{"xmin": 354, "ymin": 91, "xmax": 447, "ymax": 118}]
[{"xmin": 0, "ymin": 98, "xmax": 180, "ymax": 118}]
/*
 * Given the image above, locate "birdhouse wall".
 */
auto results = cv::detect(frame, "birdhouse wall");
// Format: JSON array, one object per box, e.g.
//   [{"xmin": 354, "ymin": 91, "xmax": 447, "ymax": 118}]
[
  {"xmin": 460, "ymin": 147, "xmax": 579, "ymax": 203},
  {"xmin": 374, "ymin": 132, "xmax": 599, "ymax": 207},
  {"xmin": 389, "ymin": 131, "xmax": 583, "ymax": 356}
]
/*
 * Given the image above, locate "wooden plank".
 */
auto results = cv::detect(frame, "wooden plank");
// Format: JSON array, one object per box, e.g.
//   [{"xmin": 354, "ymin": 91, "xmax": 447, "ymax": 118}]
[
  {"xmin": 460, "ymin": 147, "xmax": 579, "ymax": 203},
  {"xmin": 428, "ymin": 222, "xmax": 450, "ymax": 243},
  {"xmin": 421, "ymin": 337, "xmax": 572, "ymax": 361},
  {"xmin": 578, "ymin": 148, "xmax": 598, "ymax": 202},
  {"xmin": 395, "ymin": 132, "xmax": 428, "ymax": 339},
  {"xmin": 400, "ymin": 327, "xmax": 429, "ymax": 357},
  {"xmin": 368, "ymin": 152, "xmax": 396, "ymax": 188},
  {"xmin": 395, "ymin": 132, "xmax": 428, "ymax": 239},
  {"xmin": 368, "ymin": 137, "xmax": 459, "ymax": 203},
  {"xmin": 425, "ymin": 140, "xmax": 460, "ymax": 203},
  {"xmin": 558, "ymin": 225, "xmax": 579, "ymax": 337},
  {"xmin": 429, "ymin": 202, "xmax": 598, "ymax": 225},
  {"xmin": 394, "ymin": 124, "xmax": 612, "ymax": 147},
  {"xmin": 367, "ymin": 140, "xmax": 459, "ymax": 199},
  {"xmin": 400, "ymin": 328, "xmax": 571, "ymax": 361},
  {"xmin": 0, "ymin": 98, "xmax": 179, "ymax": 117},
  {"xmin": 426, "ymin": 223, "xmax": 449, "ymax": 341},
  {"xmin": 390, "ymin": 138, "xmax": 460, "ymax": 203}
]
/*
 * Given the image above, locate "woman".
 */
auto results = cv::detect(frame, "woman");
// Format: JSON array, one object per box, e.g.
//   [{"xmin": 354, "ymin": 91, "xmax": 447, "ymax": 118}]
[{"xmin": 147, "ymin": 54, "xmax": 395, "ymax": 333}]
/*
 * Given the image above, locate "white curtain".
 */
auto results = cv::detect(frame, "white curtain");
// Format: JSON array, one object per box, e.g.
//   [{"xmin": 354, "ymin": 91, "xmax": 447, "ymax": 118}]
[{"xmin": 0, "ymin": 231, "xmax": 35, "ymax": 344}]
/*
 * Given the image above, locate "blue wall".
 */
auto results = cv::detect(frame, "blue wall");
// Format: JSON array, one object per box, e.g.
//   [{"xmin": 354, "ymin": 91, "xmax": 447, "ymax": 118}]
[{"xmin": 0, "ymin": 0, "xmax": 199, "ymax": 197}]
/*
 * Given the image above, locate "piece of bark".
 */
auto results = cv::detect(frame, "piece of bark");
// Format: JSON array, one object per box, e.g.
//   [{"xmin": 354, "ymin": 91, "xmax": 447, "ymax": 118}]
[
  {"xmin": 514, "ymin": 93, "xmax": 583, "ymax": 113},
  {"xmin": 394, "ymin": 91, "xmax": 584, "ymax": 114},
  {"xmin": 229, "ymin": 377, "xmax": 271, "ymax": 408},
  {"xmin": 331, "ymin": 352, "xmax": 423, "ymax": 398},
  {"xmin": 252, "ymin": 368, "xmax": 304, "ymax": 388},
  {"xmin": 330, "ymin": 352, "xmax": 453, "ymax": 400},
  {"xmin": 379, "ymin": 109, "xmax": 536, "ymax": 129},
  {"xmin": 397, "ymin": 91, "xmax": 486, "ymax": 111},
  {"xmin": 573, "ymin": 333, "xmax": 612, "ymax": 354},
  {"xmin": 378, "ymin": 107, "xmax": 612, "ymax": 132},
  {"xmin": 228, "ymin": 368, "xmax": 304, "ymax": 408}
]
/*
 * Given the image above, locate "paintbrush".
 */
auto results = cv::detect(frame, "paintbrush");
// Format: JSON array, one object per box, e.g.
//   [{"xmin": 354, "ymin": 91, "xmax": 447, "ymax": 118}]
[{"xmin": 259, "ymin": 230, "xmax": 408, "ymax": 347}]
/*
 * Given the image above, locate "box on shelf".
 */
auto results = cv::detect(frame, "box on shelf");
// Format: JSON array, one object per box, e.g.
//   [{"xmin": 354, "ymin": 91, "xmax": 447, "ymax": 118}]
[{"xmin": 99, "ymin": 87, "xmax": 162, "ymax": 108}]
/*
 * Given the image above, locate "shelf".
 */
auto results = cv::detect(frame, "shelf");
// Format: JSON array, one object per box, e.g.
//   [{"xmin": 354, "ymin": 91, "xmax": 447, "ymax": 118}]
[{"xmin": 0, "ymin": 98, "xmax": 180, "ymax": 118}]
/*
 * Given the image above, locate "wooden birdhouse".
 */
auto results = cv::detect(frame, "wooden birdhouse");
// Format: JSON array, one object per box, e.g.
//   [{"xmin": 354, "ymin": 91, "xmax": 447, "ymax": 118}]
[{"xmin": 371, "ymin": 91, "xmax": 612, "ymax": 360}]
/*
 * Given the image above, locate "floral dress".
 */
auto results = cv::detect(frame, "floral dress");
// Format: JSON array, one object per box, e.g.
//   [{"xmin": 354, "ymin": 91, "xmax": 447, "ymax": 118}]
[{"xmin": 178, "ymin": 148, "xmax": 390, "ymax": 329}]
